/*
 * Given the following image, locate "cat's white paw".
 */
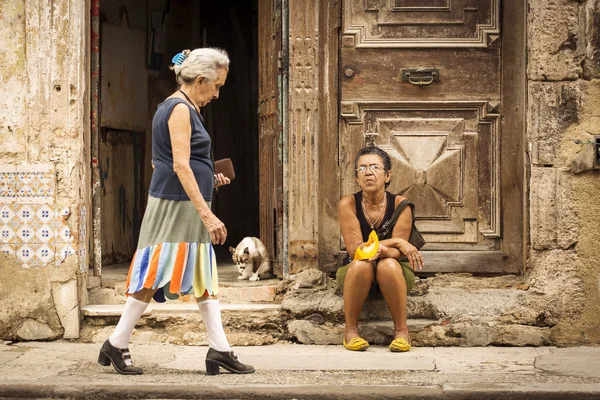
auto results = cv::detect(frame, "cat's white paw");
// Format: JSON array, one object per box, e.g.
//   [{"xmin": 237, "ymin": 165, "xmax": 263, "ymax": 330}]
[
  {"xmin": 249, "ymin": 276, "xmax": 260, "ymax": 282},
  {"xmin": 237, "ymin": 276, "xmax": 249, "ymax": 280}
]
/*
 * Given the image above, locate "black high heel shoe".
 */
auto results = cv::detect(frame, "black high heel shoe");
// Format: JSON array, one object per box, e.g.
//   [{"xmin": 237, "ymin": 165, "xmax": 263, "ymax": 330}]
[
  {"xmin": 205, "ymin": 347, "xmax": 255, "ymax": 375},
  {"xmin": 98, "ymin": 339, "xmax": 143, "ymax": 375}
]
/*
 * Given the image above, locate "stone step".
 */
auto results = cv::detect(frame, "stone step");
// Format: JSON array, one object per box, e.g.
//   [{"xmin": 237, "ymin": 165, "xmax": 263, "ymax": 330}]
[
  {"xmin": 288, "ymin": 316, "xmax": 551, "ymax": 347},
  {"xmin": 283, "ymin": 285, "xmax": 526, "ymax": 322},
  {"xmin": 80, "ymin": 301, "xmax": 440, "ymax": 347},
  {"xmin": 288, "ymin": 318, "xmax": 441, "ymax": 346},
  {"xmin": 80, "ymin": 302, "xmax": 285, "ymax": 347}
]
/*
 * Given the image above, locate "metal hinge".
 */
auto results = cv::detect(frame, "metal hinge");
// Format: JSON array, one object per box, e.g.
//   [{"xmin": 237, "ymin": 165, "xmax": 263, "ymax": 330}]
[{"xmin": 277, "ymin": 51, "xmax": 283, "ymax": 70}]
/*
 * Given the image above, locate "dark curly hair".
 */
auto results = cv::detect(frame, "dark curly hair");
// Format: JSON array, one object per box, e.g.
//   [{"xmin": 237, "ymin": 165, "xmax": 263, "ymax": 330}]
[{"xmin": 354, "ymin": 146, "xmax": 392, "ymax": 188}]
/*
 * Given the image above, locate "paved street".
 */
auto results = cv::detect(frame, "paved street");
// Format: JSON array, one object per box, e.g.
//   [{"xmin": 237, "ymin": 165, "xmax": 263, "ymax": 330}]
[{"xmin": 1, "ymin": 341, "xmax": 600, "ymax": 399}]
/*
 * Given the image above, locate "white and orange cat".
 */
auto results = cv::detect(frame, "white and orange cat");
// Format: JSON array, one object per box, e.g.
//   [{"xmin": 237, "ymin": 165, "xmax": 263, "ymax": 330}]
[{"xmin": 229, "ymin": 237, "xmax": 272, "ymax": 281}]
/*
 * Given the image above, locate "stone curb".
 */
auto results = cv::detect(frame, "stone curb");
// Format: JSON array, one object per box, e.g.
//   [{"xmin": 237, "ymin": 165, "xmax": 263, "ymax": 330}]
[{"xmin": 2, "ymin": 382, "xmax": 600, "ymax": 400}]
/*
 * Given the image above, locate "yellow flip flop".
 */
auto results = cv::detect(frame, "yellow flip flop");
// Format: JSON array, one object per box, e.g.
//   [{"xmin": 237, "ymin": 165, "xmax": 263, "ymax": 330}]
[
  {"xmin": 343, "ymin": 337, "xmax": 369, "ymax": 351},
  {"xmin": 389, "ymin": 337, "xmax": 411, "ymax": 352}
]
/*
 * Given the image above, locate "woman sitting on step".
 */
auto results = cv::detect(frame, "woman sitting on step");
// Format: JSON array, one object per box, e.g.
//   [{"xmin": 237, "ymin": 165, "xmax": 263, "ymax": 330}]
[
  {"xmin": 337, "ymin": 146, "xmax": 424, "ymax": 352},
  {"xmin": 98, "ymin": 48, "xmax": 254, "ymax": 376}
]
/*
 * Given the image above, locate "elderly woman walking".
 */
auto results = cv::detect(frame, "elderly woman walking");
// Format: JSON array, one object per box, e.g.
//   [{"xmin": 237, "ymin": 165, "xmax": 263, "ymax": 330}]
[
  {"xmin": 337, "ymin": 146, "xmax": 424, "ymax": 352},
  {"xmin": 98, "ymin": 48, "xmax": 254, "ymax": 376}
]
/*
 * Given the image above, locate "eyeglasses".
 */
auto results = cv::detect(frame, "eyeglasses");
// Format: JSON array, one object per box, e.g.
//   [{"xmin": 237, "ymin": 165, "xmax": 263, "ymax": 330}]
[{"xmin": 356, "ymin": 164, "xmax": 385, "ymax": 174}]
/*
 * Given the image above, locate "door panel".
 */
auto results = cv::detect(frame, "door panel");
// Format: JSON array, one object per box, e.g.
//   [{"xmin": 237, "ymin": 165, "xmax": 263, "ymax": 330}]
[
  {"xmin": 340, "ymin": 0, "xmax": 520, "ymax": 273},
  {"xmin": 258, "ymin": 0, "xmax": 283, "ymax": 276},
  {"xmin": 341, "ymin": 48, "xmax": 500, "ymax": 99},
  {"xmin": 344, "ymin": 0, "xmax": 499, "ymax": 47}
]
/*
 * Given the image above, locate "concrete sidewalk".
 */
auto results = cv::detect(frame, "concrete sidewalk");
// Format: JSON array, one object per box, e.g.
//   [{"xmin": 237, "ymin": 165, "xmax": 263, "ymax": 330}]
[{"xmin": 1, "ymin": 341, "xmax": 600, "ymax": 399}]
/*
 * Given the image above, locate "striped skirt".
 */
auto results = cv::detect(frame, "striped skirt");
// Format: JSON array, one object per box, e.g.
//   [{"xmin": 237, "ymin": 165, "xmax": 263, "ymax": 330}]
[{"xmin": 125, "ymin": 196, "xmax": 218, "ymax": 302}]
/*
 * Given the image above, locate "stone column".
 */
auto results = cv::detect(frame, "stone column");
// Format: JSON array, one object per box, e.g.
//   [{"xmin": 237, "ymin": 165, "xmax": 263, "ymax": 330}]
[{"xmin": 287, "ymin": 0, "xmax": 320, "ymax": 273}]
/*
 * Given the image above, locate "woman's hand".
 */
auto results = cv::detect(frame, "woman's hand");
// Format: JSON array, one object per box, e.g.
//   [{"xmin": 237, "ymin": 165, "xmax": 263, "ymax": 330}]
[
  {"xmin": 200, "ymin": 210, "xmax": 227, "ymax": 245},
  {"xmin": 397, "ymin": 239, "xmax": 424, "ymax": 271},
  {"xmin": 367, "ymin": 243, "xmax": 389, "ymax": 261},
  {"xmin": 214, "ymin": 173, "xmax": 231, "ymax": 188}
]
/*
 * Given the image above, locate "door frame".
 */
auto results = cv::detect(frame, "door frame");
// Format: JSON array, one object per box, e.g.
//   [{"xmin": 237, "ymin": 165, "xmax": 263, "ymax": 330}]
[
  {"xmin": 258, "ymin": 0, "xmax": 289, "ymax": 277},
  {"xmin": 500, "ymin": 0, "xmax": 527, "ymax": 274}
]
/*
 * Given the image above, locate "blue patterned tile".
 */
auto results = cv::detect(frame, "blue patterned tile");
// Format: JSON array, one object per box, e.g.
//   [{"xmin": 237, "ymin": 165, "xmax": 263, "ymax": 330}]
[{"xmin": 15, "ymin": 165, "xmax": 55, "ymax": 204}]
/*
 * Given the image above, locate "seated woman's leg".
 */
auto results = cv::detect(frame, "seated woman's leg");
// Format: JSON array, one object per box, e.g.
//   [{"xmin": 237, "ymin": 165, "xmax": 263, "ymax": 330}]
[
  {"xmin": 343, "ymin": 260, "xmax": 375, "ymax": 342},
  {"xmin": 375, "ymin": 258, "xmax": 409, "ymax": 342}
]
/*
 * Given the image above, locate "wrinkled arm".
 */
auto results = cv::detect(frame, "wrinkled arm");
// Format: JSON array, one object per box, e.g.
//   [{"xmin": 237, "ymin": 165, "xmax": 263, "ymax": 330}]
[
  {"xmin": 168, "ymin": 104, "xmax": 226, "ymax": 244},
  {"xmin": 339, "ymin": 196, "xmax": 366, "ymax": 258},
  {"xmin": 168, "ymin": 104, "xmax": 211, "ymax": 217},
  {"xmin": 384, "ymin": 200, "xmax": 423, "ymax": 270}
]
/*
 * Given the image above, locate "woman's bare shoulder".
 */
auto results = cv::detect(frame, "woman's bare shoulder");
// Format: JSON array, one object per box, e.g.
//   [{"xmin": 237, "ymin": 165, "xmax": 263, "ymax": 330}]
[
  {"xmin": 393, "ymin": 194, "xmax": 408, "ymax": 207},
  {"xmin": 339, "ymin": 194, "xmax": 357, "ymax": 212},
  {"xmin": 168, "ymin": 102, "xmax": 191, "ymax": 124}
]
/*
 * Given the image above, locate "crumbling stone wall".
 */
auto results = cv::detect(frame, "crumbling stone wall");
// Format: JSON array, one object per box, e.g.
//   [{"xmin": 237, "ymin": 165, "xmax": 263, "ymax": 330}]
[
  {"xmin": 0, "ymin": 0, "xmax": 90, "ymax": 340},
  {"xmin": 521, "ymin": 0, "xmax": 600, "ymax": 344}
]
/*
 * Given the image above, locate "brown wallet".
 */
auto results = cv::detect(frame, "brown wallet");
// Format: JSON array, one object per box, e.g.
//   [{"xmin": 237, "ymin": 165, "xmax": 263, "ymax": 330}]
[{"xmin": 214, "ymin": 158, "xmax": 235, "ymax": 180}]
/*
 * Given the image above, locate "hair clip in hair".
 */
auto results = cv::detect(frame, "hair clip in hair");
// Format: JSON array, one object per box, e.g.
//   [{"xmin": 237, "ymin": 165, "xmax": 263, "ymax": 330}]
[{"xmin": 172, "ymin": 52, "xmax": 188, "ymax": 66}]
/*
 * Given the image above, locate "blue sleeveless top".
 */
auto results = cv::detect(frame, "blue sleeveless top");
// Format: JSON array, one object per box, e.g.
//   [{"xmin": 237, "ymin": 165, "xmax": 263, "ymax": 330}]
[{"xmin": 148, "ymin": 98, "xmax": 214, "ymax": 201}]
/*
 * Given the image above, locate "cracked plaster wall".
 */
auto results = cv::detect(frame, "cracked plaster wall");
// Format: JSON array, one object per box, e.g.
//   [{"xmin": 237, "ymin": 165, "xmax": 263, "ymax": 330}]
[{"xmin": 0, "ymin": 0, "xmax": 90, "ymax": 340}]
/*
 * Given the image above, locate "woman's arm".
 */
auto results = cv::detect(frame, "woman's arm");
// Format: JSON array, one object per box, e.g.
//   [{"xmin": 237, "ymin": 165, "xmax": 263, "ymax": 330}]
[
  {"xmin": 379, "ymin": 196, "xmax": 424, "ymax": 270},
  {"xmin": 168, "ymin": 103, "xmax": 226, "ymax": 244},
  {"xmin": 339, "ymin": 195, "xmax": 366, "ymax": 258}
]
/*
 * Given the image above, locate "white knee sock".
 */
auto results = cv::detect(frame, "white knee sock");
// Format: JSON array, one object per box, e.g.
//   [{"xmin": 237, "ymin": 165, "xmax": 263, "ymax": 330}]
[
  {"xmin": 109, "ymin": 297, "xmax": 149, "ymax": 349},
  {"xmin": 198, "ymin": 299, "xmax": 231, "ymax": 352}
]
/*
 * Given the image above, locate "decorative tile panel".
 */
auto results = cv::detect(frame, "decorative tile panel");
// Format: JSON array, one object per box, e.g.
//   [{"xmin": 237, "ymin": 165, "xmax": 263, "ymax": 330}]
[
  {"xmin": 16, "ymin": 244, "xmax": 35, "ymax": 268},
  {"xmin": 15, "ymin": 165, "xmax": 56, "ymax": 204},
  {"xmin": 0, "ymin": 243, "xmax": 15, "ymax": 256},
  {"xmin": 36, "ymin": 243, "xmax": 54, "ymax": 265},
  {"xmin": 0, "ymin": 164, "xmax": 74, "ymax": 268},
  {"xmin": 0, "ymin": 165, "xmax": 17, "ymax": 204},
  {"xmin": 56, "ymin": 243, "xmax": 77, "ymax": 266}
]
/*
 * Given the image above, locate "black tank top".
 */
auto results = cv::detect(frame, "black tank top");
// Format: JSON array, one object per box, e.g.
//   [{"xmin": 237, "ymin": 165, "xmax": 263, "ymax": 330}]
[{"xmin": 344, "ymin": 191, "xmax": 396, "ymax": 263}]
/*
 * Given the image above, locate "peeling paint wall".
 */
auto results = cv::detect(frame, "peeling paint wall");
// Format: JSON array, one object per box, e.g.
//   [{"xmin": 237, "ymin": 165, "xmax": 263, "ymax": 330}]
[
  {"xmin": 0, "ymin": 0, "xmax": 90, "ymax": 340},
  {"xmin": 0, "ymin": 1, "xmax": 26, "ymax": 159}
]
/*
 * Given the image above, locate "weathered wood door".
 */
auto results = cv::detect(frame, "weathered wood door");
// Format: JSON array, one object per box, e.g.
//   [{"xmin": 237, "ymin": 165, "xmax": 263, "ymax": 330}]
[
  {"xmin": 258, "ymin": 0, "xmax": 284, "ymax": 276},
  {"xmin": 340, "ymin": 1, "xmax": 524, "ymax": 273}
]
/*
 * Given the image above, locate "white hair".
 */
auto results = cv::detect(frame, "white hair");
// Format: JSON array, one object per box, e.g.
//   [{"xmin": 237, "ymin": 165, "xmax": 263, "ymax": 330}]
[{"xmin": 172, "ymin": 48, "xmax": 230, "ymax": 85}]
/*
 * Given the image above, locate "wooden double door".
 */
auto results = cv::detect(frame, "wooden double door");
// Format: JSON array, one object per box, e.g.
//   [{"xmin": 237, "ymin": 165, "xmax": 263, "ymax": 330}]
[{"xmin": 339, "ymin": 0, "xmax": 525, "ymax": 273}]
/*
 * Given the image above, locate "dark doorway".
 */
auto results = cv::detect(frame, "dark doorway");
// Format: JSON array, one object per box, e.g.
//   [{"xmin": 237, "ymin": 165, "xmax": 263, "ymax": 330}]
[
  {"xmin": 201, "ymin": 1, "xmax": 260, "ymax": 260},
  {"xmin": 94, "ymin": 0, "xmax": 259, "ymax": 274}
]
